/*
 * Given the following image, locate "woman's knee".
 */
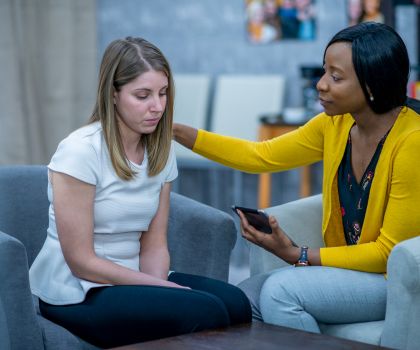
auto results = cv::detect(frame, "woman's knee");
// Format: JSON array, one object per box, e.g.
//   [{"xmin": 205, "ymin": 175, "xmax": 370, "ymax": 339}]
[
  {"xmin": 201, "ymin": 280, "xmax": 252, "ymax": 324},
  {"xmin": 170, "ymin": 272, "xmax": 251, "ymax": 325},
  {"xmin": 237, "ymin": 272, "xmax": 273, "ymax": 321},
  {"xmin": 221, "ymin": 283, "xmax": 252, "ymax": 324},
  {"xmin": 259, "ymin": 269, "xmax": 301, "ymax": 319},
  {"xmin": 184, "ymin": 290, "xmax": 231, "ymax": 329}
]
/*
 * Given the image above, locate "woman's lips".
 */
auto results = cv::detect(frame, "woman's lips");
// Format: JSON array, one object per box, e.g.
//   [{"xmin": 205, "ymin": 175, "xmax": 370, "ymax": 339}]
[
  {"xmin": 319, "ymin": 98, "xmax": 331, "ymax": 107},
  {"xmin": 144, "ymin": 118, "xmax": 160, "ymax": 125}
]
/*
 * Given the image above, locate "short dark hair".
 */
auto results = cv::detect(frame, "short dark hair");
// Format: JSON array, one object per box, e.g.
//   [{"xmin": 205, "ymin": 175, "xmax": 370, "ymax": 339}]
[{"xmin": 324, "ymin": 22, "xmax": 409, "ymax": 114}]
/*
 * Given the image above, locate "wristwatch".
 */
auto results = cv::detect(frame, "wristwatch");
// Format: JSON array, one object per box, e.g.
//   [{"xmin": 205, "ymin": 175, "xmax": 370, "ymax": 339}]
[{"xmin": 295, "ymin": 246, "xmax": 310, "ymax": 267}]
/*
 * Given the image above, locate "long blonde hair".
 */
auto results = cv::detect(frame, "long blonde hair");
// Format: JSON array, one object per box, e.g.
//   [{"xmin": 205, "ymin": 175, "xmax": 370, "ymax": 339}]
[{"xmin": 89, "ymin": 37, "xmax": 174, "ymax": 180}]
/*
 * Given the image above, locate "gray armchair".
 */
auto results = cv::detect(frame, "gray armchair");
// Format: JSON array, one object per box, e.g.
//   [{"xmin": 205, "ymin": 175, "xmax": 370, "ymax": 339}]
[
  {"xmin": 0, "ymin": 165, "xmax": 237, "ymax": 350},
  {"xmin": 239, "ymin": 194, "xmax": 420, "ymax": 349}
]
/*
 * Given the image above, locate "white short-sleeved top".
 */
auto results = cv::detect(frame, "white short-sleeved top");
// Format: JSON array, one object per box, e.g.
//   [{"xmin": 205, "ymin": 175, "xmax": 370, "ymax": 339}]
[{"xmin": 29, "ymin": 122, "xmax": 178, "ymax": 305}]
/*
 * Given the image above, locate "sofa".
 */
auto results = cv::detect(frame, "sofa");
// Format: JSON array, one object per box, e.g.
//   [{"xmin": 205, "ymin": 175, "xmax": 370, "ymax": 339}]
[
  {"xmin": 0, "ymin": 165, "xmax": 237, "ymax": 350},
  {"xmin": 238, "ymin": 194, "xmax": 420, "ymax": 349}
]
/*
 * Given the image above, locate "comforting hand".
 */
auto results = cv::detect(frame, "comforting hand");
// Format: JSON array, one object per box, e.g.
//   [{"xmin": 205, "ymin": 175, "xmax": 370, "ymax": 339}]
[{"xmin": 237, "ymin": 210, "xmax": 300, "ymax": 264}]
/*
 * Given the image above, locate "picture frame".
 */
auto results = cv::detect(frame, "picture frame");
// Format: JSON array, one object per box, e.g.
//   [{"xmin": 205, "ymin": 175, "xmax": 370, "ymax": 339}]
[
  {"xmin": 347, "ymin": 0, "xmax": 394, "ymax": 27},
  {"xmin": 245, "ymin": 0, "xmax": 317, "ymax": 43}
]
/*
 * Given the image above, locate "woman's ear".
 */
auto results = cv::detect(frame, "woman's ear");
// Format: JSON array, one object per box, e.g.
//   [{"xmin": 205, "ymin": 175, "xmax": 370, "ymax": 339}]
[{"xmin": 113, "ymin": 88, "xmax": 118, "ymax": 105}]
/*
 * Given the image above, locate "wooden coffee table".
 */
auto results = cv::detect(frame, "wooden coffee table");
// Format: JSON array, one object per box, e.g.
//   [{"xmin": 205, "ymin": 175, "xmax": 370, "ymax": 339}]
[{"xmin": 110, "ymin": 321, "xmax": 387, "ymax": 350}]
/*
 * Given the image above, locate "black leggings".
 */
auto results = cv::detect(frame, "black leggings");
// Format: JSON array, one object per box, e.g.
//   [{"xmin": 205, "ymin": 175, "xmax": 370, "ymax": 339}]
[{"xmin": 39, "ymin": 272, "xmax": 252, "ymax": 348}]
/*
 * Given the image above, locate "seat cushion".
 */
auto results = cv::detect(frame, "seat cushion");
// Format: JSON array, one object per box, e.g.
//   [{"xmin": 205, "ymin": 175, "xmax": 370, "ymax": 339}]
[
  {"xmin": 38, "ymin": 315, "xmax": 100, "ymax": 350},
  {"xmin": 33, "ymin": 296, "xmax": 99, "ymax": 350},
  {"xmin": 319, "ymin": 320, "xmax": 384, "ymax": 346}
]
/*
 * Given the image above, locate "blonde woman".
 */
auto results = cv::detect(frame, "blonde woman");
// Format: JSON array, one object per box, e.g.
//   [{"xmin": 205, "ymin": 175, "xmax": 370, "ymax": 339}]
[{"xmin": 29, "ymin": 37, "xmax": 251, "ymax": 348}]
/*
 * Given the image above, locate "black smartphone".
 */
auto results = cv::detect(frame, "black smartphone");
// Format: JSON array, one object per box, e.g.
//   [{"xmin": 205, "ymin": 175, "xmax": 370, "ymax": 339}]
[
  {"xmin": 231, "ymin": 205, "xmax": 272, "ymax": 234},
  {"xmin": 232, "ymin": 205, "xmax": 299, "ymax": 247}
]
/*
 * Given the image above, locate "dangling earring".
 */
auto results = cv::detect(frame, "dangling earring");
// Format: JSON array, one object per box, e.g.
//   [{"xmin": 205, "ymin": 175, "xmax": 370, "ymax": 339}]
[{"xmin": 366, "ymin": 85, "xmax": 374, "ymax": 102}]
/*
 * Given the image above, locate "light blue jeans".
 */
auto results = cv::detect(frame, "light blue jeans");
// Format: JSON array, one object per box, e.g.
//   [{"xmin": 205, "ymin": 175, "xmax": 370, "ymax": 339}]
[{"xmin": 257, "ymin": 266, "xmax": 387, "ymax": 333}]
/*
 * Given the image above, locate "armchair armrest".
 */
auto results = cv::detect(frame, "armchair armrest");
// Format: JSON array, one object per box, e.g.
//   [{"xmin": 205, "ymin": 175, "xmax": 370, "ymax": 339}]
[
  {"xmin": 0, "ymin": 231, "xmax": 43, "ymax": 350},
  {"xmin": 381, "ymin": 236, "xmax": 420, "ymax": 349},
  {"xmin": 250, "ymin": 194, "xmax": 324, "ymax": 275},
  {"xmin": 0, "ymin": 298, "xmax": 11, "ymax": 350},
  {"xmin": 168, "ymin": 193, "xmax": 237, "ymax": 282}
]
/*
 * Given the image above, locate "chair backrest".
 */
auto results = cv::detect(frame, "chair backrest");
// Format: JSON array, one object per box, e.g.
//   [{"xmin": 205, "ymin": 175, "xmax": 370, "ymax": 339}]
[
  {"xmin": 173, "ymin": 74, "xmax": 212, "ymax": 163},
  {"xmin": 210, "ymin": 74, "xmax": 286, "ymax": 140},
  {"xmin": 407, "ymin": 96, "xmax": 420, "ymax": 113},
  {"xmin": 207, "ymin": 74, "xmax": 286, "ymax": 205},
  {"xmin": 0, "ymin": 165, "xmax": 49, "ymax": 266}
]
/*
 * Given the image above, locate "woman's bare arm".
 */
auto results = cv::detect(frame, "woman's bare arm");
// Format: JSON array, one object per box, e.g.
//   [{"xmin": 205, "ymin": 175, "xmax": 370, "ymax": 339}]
[
  {"xmin": 139, "ymin": 182, "xmax": 171, "ymax": 280},
  {"xmin": 52, "ymin": 171, "xmax": 185, "ymax": 288}
]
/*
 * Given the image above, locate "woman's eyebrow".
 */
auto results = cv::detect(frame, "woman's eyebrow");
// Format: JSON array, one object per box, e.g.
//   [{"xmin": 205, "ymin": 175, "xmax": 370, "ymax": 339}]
[
  {"xmin": 133, "ymin": 88, "xmax": 151, "ymax": 92},
  {"xmin": 326, "ymin": 64, "xmax": 346, "ymax": 73},
  {"xmin": 133, "ymin": 85, "xmax": 168, "ymax": 92}
]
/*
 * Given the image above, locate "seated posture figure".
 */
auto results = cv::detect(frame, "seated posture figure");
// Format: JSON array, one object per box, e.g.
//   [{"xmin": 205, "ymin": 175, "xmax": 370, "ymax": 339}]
[
  {"xmin": 29, "ymin": 37, "xmax": 251, "ymax": 349},
  {"xmin": 174, "ymin": 22, "xmax": 420, "ymax": 332}
]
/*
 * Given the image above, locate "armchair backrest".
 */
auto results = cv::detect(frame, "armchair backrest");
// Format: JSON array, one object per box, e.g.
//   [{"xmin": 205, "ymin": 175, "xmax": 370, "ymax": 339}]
[{"xmin": 0, "ymin": 165, "xmax": 49, "ymax": 267}]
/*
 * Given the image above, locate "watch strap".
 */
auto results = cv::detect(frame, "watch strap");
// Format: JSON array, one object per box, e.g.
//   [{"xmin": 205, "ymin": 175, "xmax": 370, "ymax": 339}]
[{"xmin": 295, "ymin": 246, "xmax": 310, "ymax": 267}]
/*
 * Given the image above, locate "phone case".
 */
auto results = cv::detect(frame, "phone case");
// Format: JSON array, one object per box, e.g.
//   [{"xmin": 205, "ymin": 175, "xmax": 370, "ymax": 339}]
[
  {"xmin": 231, "ymin": 206, "xmax": 272, "ymax": 234},
  {"xmin": 231, "ymin": 205, "xmax": 299, "ymax": 247}
]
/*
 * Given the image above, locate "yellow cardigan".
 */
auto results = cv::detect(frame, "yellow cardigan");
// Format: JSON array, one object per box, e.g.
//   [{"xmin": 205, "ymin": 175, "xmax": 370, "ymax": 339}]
[{"xmin": 193, "ymin": 107, "xmax": 420, "ymax": 273}]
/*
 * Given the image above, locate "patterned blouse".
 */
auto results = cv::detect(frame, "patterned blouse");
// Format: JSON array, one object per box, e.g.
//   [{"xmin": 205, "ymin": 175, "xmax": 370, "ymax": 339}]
[{"xmin": 338, "ymin": 128, "xmax": 390, "ymax": 245}]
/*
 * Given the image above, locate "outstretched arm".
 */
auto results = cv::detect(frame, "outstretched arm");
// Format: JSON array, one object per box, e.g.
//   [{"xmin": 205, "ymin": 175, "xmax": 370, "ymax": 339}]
[
  {"xmin": 173, "ymin": 123, "xmax": 198, "ymax": 150},
  {"xmin": 174, "ymin": 115, "xmax": 326, "ymax": 174}
]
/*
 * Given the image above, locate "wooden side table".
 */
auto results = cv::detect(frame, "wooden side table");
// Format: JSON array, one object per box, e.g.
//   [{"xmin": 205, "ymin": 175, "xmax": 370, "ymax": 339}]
[{"xmin": 258, "ymin": 123, "xmax": 311, "ymax": 208}]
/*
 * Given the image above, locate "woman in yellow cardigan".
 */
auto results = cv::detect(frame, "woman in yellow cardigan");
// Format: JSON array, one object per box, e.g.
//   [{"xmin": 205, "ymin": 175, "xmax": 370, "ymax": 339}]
[{"xmin": 173, "ymin": 22, "xmax": 420, "ymax": 332}]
